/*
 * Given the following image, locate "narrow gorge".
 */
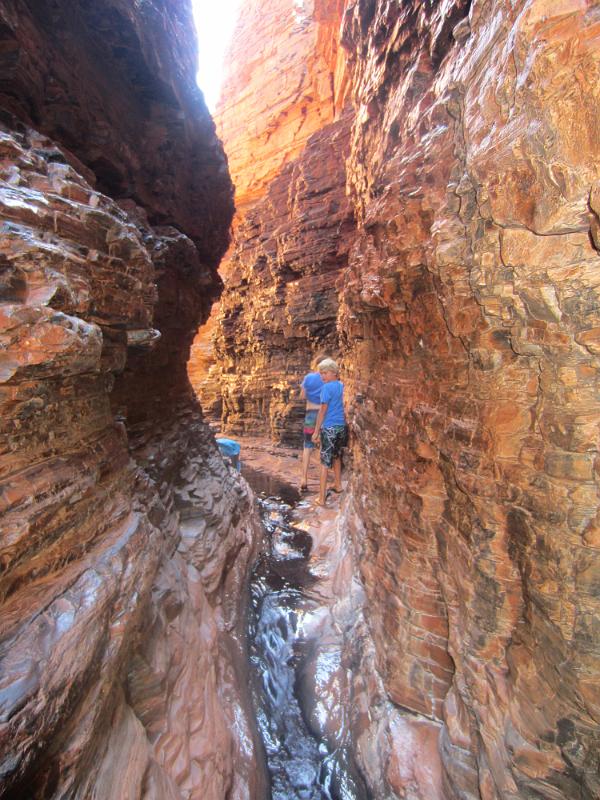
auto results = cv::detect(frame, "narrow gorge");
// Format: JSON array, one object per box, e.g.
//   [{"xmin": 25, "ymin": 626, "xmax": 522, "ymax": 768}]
[{"xmin": 1, "ymin": 2, "xmax": 599, "ymax": 800}]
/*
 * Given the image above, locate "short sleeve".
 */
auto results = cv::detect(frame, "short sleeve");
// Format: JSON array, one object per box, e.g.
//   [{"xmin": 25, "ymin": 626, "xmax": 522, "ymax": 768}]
[{"xmin": 320, "ymin": 383, "xmax": 331, "ymax": 404}]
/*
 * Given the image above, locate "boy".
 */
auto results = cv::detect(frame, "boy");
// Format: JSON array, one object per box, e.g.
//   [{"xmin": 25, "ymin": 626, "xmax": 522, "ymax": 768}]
[{"xmin": 311, "ymin": 358, "xmax": 347, "ymax": 506}]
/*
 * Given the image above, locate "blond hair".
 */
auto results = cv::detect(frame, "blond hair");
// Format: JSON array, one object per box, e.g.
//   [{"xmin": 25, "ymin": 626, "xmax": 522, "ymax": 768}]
[{"xmin": 317, "ymin": 358, "xmax": 339, "ymax": 375}]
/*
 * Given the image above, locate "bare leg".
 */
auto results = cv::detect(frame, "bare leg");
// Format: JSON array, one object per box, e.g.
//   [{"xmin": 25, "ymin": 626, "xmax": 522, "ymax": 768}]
[
  {"xmin": 301, "ymin": 447, "xmax": 311, "ymax": 488},
  {"xmin": 318, "ymin": 463, "xmax": 328, "ymax": 505},
  {"xmin": 332, "ymin": 457, "xmax": 342, "ymax": 492}
]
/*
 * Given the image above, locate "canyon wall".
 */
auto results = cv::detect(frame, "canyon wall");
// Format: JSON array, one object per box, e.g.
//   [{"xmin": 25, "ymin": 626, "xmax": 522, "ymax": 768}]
[
  {"xmin": 2, "ymin": 0, "xmax": 599, "ymax": 798},
  {"xmin": 213, "ymin": 110, "xmax": 355, "ymax": 443},
  {"xmin": 204, "ymin": 0, "xmax": 600, "ymax": 798},
  {"xmin": 217, "ymin": 0, "xmax": 349, "ymax": 215},
  {"xmin": 0, "ymin": 2, "xmax": 265, "ymax": 798},
  {"xmin": 189, "ymin": 0, "xmax": 353, "ymax": 441},
  {"xmin": 340, "ymin": 1, "xmax": 600, "ymax": 798}
]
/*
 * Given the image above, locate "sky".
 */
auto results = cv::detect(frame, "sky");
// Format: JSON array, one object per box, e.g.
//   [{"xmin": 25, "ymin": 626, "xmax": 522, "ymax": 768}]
[{"xmin": 191, "ymin": 0, "xmax": 241, "ymax": 110}]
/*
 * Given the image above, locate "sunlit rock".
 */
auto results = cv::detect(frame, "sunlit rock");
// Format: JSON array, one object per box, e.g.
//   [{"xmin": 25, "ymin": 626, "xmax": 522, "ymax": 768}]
[{"xmin": 200, "ymin": 1, "xmax": 600, "ymax": 798}]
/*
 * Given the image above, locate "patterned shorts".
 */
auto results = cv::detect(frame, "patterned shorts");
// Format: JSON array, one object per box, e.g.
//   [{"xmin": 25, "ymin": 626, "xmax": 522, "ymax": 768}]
[
  {"xmin": 303, "ymin": 409, "xmax": 318, "ymax": 449},
  {"xmin": 320, "ymin": 425, "xmax": 348, "ymax": 467}
]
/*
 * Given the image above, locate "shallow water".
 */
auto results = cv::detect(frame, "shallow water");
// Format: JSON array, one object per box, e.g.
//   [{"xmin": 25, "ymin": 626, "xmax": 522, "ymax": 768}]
[
  {"xmin": 242, "ymin": 464, "xmax": 301, "ymax": 507},
  {"xmin": 244, "ymin": 469, "xmax": 368, "ymax": 800}
]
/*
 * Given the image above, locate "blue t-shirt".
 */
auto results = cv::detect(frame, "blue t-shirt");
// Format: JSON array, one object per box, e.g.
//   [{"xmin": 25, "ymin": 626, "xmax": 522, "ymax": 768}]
[
  {"xmin": 320, "ymin": 380, "xmax": 345, "ymax": 427},
  {"xmin": 301, "ymin": 372, "xmax": 324, "ymax": 404}
]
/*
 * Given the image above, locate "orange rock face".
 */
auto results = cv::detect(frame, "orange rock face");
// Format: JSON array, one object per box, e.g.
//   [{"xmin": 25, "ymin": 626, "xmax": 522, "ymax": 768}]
[
  {"xmin": 200, "ymin": 0, "xmax": 600, "ymax": 798},
  {"xmin": 213, "ymin": 112, "xmax": 355, "ymax": 442},
  {"xmin": 340, "ymin": 1, "xmax": 600, "ymax": 797},
  {"xmin": 218, "ymin": 0, "xmax": 349, "ymax": 213},
  {"xmin": 0, "ymin": 3, "xmax": 264, "ymax": 798},
  {"xmin": 191, "ymin": 0, "xmax": 353, "ymax": 440},
  {"xmin": 188, "ymin": 314, "xmax": 223, "ymax": 418}
]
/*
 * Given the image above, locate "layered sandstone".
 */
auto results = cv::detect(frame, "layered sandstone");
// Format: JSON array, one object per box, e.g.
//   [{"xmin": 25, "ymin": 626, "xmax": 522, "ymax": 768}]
[
  {"xmin": 190, "ymin": 0, "xmax": 353, "ymax": 440},
  {"xmin": 201, "ymin": 0, "xmax": 600, "ymax": 798},
  {"xmin": 214, "ymin": 111, "xmax": 355, "ymax": 442},
  {"xmin": 0, "ymin": 0, "xmax": 233, "ymax": 265},
  {"xmin": 188, "ymin": 315, "xmax": 222, "ymax": 419},
  {"xmin": 3, "ymin": 0, "xmax": 600, "ymax": 798},
  {"xmin": 339, "ymin": 1, "xmax": 600, "ymax": 798},
  {"xmin": 218, "ymin": 0, "xmax": 349, "ymax": 213},
  {"xmin": 0, "ymin": 3, "xmax": 264, "ymax": 798}
]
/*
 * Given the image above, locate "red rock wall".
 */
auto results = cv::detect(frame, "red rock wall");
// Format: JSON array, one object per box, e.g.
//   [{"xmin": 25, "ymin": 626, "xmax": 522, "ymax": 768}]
[
  {"xmin": 339, "ymin": 1, "xmax": 600, "ymax": 798},
  {"xmin": 188, "ymin": 314, "xmax": 223, "ymax": 418},
  {"xmin": 189, "ymin": 0, "xmax": 353, "ymax": 438},
  {"xmin": 218, "ymin": 0, "xmax": 349, "ymax": 214},
  {"xmin": 198, "ymin": 0, "xmax": 600, "ymax": 798},
  {"xmin": 0, "ymin": 3, "xmax": 264, "ymax": 798},
  {"xmin": 214, "ymin": 112, "xmax": 355, "ymax": 442},
  {"xmin": 0, "ymin": 0, "xmax": 233, "ymax": 264}
]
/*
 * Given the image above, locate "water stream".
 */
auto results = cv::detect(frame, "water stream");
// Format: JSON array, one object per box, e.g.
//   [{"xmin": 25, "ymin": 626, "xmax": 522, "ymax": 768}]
[{"xmin": 243, "ymin": 465, "xmax": 368, "ymax": 800}]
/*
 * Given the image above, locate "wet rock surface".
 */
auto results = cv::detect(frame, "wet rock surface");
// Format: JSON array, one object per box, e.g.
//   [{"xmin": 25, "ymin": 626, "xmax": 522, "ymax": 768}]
[
  {"xmin": 250, "ymin": 496, "xmax": 322, "ymax": 799},
  {"xmin": 242, "ymin": 452, "xmax": 369, "ymax": 800}
]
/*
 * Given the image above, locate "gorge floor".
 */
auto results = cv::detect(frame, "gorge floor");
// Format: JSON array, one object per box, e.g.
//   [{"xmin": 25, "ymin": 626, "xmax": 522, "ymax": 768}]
[{"xmin": 238, "ymin": 439, "xmax": 368, "ymax": 799}]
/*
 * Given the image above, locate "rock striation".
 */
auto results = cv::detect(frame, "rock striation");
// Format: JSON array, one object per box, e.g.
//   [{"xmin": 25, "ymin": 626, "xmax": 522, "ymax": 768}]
[
  {"xmin": 214, "ymin": 111, "xmax": 355, "ymax": 442},
  {"xmin": 200, "ymin": 0, "xmax": 600, "ymax": 798},
  {"xmin": 0, "ymin": 3, "xmax": 264, "ymax": 798},
  {"xmin": 3, "ymin": 0, "xmax": 600, "ymax": 797},
  {"xmin": 218, "ymin": 0, "xmax": 349, "ymax": 215},
  {"xmin": 189, "ymin": 0, "xmax": 352, "ymax": 441},
  {"xmin": 0, "ymin": 0, "xmax": 233, "ymax": 265},
  {"xmin": 340, "ymin": 1, "xmax": 600, "ymax": 797}
]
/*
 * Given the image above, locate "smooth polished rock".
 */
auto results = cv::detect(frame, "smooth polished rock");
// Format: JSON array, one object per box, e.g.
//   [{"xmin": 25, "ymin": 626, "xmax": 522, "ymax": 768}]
[
  {"xmin": 0, "ymin": 1, "xmax": 263, "ymax": 795},
  {"xmin": 0, "ymin": 121, "xmax": 263, "ymax": 799}
]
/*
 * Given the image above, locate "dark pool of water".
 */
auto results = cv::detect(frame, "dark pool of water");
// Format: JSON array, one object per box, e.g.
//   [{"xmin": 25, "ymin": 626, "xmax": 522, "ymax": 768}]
[
  {"xmin": 244, "ymin": 470, "xmax": 369, "ymax": 800},
  {"xmin": 242, "ymin": 464, "xmax": 301, "ymax": 507}
]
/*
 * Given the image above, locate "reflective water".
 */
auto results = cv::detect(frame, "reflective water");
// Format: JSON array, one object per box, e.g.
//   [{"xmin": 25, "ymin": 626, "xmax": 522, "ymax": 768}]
[
  {"xmin": 242, "ymin": 464, "xmax": 301, "ymax": 506},
  {"xmin": 244, "ymin": 468, "xmax": 368, "ymax": 800}
]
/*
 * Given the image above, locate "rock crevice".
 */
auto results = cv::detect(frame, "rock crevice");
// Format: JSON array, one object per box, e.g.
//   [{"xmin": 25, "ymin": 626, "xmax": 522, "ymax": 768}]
[{"xmin": 2, "ymin": 1, "xmax": 600, "ymax": 798}]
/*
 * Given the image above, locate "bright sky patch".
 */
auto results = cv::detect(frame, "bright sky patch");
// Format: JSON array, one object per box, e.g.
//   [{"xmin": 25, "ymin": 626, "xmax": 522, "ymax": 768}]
[{"xmin": 192, "ymin": 0, "xmax": 241, "ymax": 111}]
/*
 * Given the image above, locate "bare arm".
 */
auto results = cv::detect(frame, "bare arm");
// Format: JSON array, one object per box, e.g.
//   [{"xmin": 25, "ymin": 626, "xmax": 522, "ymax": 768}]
[
  {"xmin": 300, "ymin": 386, "xmax": 307, "ymax": 401},
  {"xmin": 312, "ymin": 403, "xmax": 327, "ymax": 441}
]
